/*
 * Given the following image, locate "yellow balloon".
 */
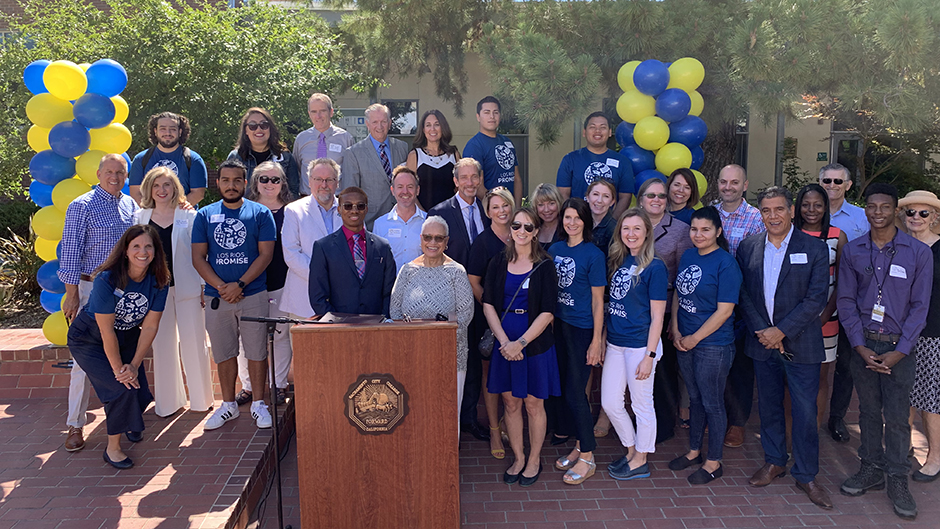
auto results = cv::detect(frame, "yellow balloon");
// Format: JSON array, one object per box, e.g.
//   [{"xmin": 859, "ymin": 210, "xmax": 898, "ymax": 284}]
[
  {"xmin": 89, "ymin": 123, "xmax": 132, "ymax": 154},
  {"xmin": 34, "ymin": 237, "xmax": 58, "ymax": 261},
  {"xmin": 633, "ymin": 116, "xmax": 670, "ymax": 151},
  {"xmin": 693, "ymin": 201, "xmax": 704, "ymax": 210},
  {"xmin": 31, "ymin": 206, "xmax": 66, "ymax": 241},
  {"xmin": 76, "ymin": 150, "xmax": 107, "ymax": 185},
  {"xmin": 42, "ymin": 311, "xmax": 69, "ymax": 346},
  {"xmin": 43, "ymin": 60, "xmax": 87, "ymax": 101},
  {"xmin": 616, "ymin": 90, "xmax": 656, "ymax": 124},
  {"xmin": 27, "ymin": 125, "xmax": 51, "ymax": 152},
  {"xmin": 25, "ymin": 93, "xmax": 74, "ymax": 128},
  {"xmin": 52, "ymin": 178, "xmax": 92, "ymax": 213},
  {"xmin": 629, "ymin": 195, "xmax": 638, "ymax": 209},
  {"xmin": 667, "ymin": 57, "xmax": 705, "ymax": 91},
  {"xmin": 617, "ymin": 60, "xmax": 641, "ymax": 92},
  {"xmin": 60, "ymin": 292, "xmax": 68, "ymax": 311},
  {"xmin": 692, "ymin": 169, "xmax": 708, "ymax": 195},
  {"xmin": 655, "ymin": 143, "xmax": 693, "ymax": 175},
  {"xmin": 111, "ymin": 95, "xmax": 129, "ymax": 124},
  {"xmin": 78, "ymin": 63, "xmax": 91, "ymax": 72},
  {"xmin": 688, "ymin": 90, "xmax": 704, "ymax": 117}
]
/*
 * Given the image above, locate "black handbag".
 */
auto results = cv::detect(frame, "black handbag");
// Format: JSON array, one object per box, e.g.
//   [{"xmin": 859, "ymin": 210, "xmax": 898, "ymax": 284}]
[{"xmin": 478, "ymin": 261, "xmax": 544, "ymax": 360}]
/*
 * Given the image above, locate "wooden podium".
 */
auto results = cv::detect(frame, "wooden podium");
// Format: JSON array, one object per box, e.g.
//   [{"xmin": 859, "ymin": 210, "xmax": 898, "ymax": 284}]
[{"xmin": 291, "ymin": 321, "xmax": 460, "ymax": 529}]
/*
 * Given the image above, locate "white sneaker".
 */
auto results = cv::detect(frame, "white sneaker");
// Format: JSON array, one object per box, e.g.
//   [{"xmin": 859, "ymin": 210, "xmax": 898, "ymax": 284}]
[
  {"xmin": 251, "ymin": 401, "xmax": 272, "ymax": 429},
  {"xmin": 205, "ymin": 402, "xmax": 239, "ymax": 430}
]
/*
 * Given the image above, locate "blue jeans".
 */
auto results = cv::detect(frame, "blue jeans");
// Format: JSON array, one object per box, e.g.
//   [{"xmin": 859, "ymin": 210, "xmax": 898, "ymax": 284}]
[
  {"xmin": 753, "ymin": 354, "xmax": 821, "ymax": 484},
  {"xmin": 677, "ymin": 344, "xmax": 734, "ymax": 461},
  {"xmin": 850, "ymin": 338, "xmax": 916, "ymax": 477}
]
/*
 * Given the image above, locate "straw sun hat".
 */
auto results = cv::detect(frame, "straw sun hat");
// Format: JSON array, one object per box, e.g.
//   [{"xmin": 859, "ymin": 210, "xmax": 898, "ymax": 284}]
[{"xmin": 896, "ymin": 190, "xmax": 940, "ymax": 235}]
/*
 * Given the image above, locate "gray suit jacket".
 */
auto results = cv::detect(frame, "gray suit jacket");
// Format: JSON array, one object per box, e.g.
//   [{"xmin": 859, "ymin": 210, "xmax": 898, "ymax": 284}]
[{"xmin": 340, "ymin": 136, "xmax": 409, "ymax": 228}]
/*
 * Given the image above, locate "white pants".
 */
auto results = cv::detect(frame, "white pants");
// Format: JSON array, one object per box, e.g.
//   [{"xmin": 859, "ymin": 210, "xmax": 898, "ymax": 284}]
[
  {"xmin": 601, "ymin": 340, "xmax": 662, "ymax": 454},
  {"xmin": 151, "ymin": 286, "xmax": 214, "ymax": 416},
  {"xmin": 67, "ymin": 280, "xmax": 93, "ymax": 428},
  {"xmin": 238, "ymin": 288, "xmax": 293, "ymax": 391}
]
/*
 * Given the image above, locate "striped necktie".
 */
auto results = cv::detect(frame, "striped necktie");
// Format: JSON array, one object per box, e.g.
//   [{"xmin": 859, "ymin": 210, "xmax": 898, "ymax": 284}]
[
  {"xmin": 379, "ymin": 144, "xmax": 393, "ymax": 182},
  {"xmin": 353, "ymin": 233, "xmax": 366, "ymax": 279}
]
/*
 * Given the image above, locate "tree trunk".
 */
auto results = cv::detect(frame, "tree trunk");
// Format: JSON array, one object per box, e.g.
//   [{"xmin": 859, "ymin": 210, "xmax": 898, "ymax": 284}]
[{"xmin": 700, "ymin": 120, "xmax": 738, "ymax": 204}]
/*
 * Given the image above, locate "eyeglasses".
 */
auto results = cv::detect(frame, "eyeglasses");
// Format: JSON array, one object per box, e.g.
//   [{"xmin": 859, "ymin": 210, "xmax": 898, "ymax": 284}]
[
  {"xmin": 643, "ymin": 193, "xmax": 667, "ymax": 200},
  {"xmin": 342, "ymin": 202, "xmax": 367, "ymax": 211},
  {"xmin": 510, "ymin": 221, "xmax": 535, "ymax": 233},
  {"xmin": 821, "ymin": 178, "xmax": 844, "ymax": 185},
  {"xmin": 311, "ymin": 177, "xmax": 337, "ymax": 186},
  {"xmin": 258, "ymin": 175, "xmax": 281, "ymax": 184},
  {"xmin": 246, "ymin": 121, "xmax": 270, "ymax": 131},
  {"xmin": 422, "ymin": 234, "xmax": 447, "ymax": 243},
  {"xmin": 906, "ymin": 209, "xmax": 932, "ymax": 218}
]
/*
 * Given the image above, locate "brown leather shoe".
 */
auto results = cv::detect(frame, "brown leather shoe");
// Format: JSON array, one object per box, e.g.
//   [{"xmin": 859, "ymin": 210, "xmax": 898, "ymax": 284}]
[
  {"xmin": 65, "ymin": 426, "xmax": 84, "ymax": 452},
  {"xmin": 796, "ymin": 480, "xmax": 833, "ymax": 509},
  {"xmin": 749, "ymin": 463, "xmax": 787, "ymax": 486},
  {"xmin": 724, "ymin": 425, "xmax": 745, "ymax": 448}
]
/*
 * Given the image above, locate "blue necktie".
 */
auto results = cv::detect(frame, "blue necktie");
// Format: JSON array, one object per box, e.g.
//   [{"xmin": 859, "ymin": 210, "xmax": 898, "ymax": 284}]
[
  {"xmin": 353, "ymin": 233, "xmax": 365, "ymax": 279},
  {"xmin": 468, "ymin": 204, "xmax": 479, "ymax": 242}
]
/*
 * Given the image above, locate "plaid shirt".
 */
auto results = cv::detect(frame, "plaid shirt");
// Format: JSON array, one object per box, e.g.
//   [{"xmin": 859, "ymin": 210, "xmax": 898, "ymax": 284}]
[
  {"xmin": 57, "ymin": 186, "xmax": 139, "ymax": 285},
  {"xmin": 714, "ymin": 200, "xmax": 763, "ymax": 256}
]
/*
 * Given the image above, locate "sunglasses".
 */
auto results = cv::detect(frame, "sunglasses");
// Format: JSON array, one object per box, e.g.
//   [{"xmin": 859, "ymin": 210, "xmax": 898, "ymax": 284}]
[
  {"xmin": 821, "ymin": 178, "xmax": 844, "ymax": 185},
  {"xmin": 906, "ymin": 209, "xmax": 932, "ymax": 218},
  {"xmin": 510, "ymin": 221, "xmax": 535, "ymax": 233},
  {"xmin": 342, "ymin": 202, "xmax": 367, "ymax": 211},
  {"xmin": 258, "ymin": 175, "xmax": 281, "ymax": 184},
  {"xmin": 422, "ymin": 234, "xmax": 447, "ymax": 243},
  {"xmin": 643, "ymin": 193, "xmax": 667, "ymax": 199},
  {"xmin": 246, "ymin": 121, "xmax": 270, "ymax": 131}
]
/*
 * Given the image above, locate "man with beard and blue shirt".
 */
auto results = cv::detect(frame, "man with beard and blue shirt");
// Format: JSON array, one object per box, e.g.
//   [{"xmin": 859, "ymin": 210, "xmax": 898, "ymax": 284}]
[
  {"xmin": 557, "ymin": 112, "xmax": 634, "ymax": 219},
  {"xmin": 463, "ymin": 96, "xmax": 522, "ymax": 206},
  {"xmin": 192, "ymin": 159, "xmax": 276, "ymax": 431},
  {"xmin": 129, "ymin": 112, "xmax": 207, "ymax": 206}
]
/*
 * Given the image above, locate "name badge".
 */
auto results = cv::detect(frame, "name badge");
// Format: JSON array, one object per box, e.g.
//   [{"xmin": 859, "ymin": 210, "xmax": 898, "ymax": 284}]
[
  {"xmin": 606, "ymin": 158, "xmax": 620, "ymax": 168},
  {"xmin": 889, "ymin": 264, "xmax": 907, "ymax": 279},
  {"xmin": 328, "ymin": 143, "xmax": 343, "ymax": 153},
  {"xmin": 522, "ymin": 278, "xmax": 530, "ymax": 289},
  {"xmin": 789, "ymin": 253, "xmax": 807, "ymax": 264},
  {"xmin": 113, "ymin": 288, "xmax": 124, "ymax": 297},
  {"xmin": 504, "ymin": 141, "xmax": 515, "ymax": 149},
  {"xmin": 731, "ymin": 227, "xmax": 745, "ymax": 239},
  {"xmin": 387, "ymin": 228, "xmax": 402, "ymax": 238},
  {"xmin": 872, "ymin": 303, "xmax": 886, "ymax": 323},
  {"xmin": 210, "ymin": 214, "xmax": 225, "ymax": 223},
  {"xmin": 174, "ymin": 219, "xmax": 189, "ymax": 228}
]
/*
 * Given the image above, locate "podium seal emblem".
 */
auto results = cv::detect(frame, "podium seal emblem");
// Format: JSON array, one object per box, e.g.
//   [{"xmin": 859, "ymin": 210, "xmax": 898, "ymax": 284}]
[{"xmin": 345, "ymin": 373, "xmax": 409, "ymax": 435}]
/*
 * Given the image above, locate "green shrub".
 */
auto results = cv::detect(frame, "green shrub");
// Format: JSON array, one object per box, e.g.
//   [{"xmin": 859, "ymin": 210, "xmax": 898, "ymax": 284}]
[
  {"xmin": 0, "ymin": 228, "xmax": 42, "ymax": 302},
  {"xmin": 0, "ymin": 199, "xmax": 39, "ymax": 238}
]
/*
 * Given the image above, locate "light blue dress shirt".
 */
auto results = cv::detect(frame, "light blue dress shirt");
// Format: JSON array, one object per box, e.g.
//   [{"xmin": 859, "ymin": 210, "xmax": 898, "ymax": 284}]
[
  {"xmin": 373, "ymin": 206, "xmax": 427, "ymax": 273},
  {"xmin": 763, "ymin": 225, "xmax": 793, "ymax": 324},
  {"xmin": 830, "ymin": 201, "xmax": 868, "ymax": 241}
]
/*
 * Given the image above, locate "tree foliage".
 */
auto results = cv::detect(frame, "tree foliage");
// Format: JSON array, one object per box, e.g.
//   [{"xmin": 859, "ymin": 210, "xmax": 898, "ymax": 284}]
[{"xmin": 0, "ymin": 0, "xmax": 372, "ymax": 199}]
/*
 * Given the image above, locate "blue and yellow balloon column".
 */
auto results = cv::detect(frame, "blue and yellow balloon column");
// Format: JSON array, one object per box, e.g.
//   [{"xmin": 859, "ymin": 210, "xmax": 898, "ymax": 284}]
[
  {"xmin": 23, "ymin": 59, "xmax": 130, "ymax": 345},
  {"xmin": 614, "ymin": 58, "xmax": 709, "ymax": 207}
]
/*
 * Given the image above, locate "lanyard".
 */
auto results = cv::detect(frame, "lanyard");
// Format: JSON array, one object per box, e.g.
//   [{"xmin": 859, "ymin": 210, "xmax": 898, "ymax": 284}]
[{"xmin": 867, "ymin": 235, "xmax": 897, "ymax": 304}]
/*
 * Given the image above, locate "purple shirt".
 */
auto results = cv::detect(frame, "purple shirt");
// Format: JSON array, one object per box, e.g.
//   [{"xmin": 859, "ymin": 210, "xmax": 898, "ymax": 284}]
[{"xmin": 836, "ymin": 229, "xmax": 933, "ymax": 355}]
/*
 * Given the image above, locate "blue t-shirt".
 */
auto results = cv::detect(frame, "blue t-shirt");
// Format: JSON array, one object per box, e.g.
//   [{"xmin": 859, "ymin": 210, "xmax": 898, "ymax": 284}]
[
  {"xmin": 674, "ymin": 248, "xmax": 742, "ymax": 347},
  {"xmin": 607, "ymin": 256, "xmax": 668, "ymax": 348},
  {"xmin": 129, "ymin": 146, "xmax": 208, "ymax": 195},
  {"xmin": 549, "ymin": 241, "xmax": 607, "ymax": 329},
  {"xmin": 463, "ymin": 132, "xmax": 517, "ymax": 192},
  {"xmin": 556, "ymin": 148, "xmax": 635, "ymax": 200},
  {"xmin": 85, "ymin": 271, "xmax": 168, "ymax": 331},
  {"xmin": 192, "ymin": 200, "xmax": 276, "ymax": 298}
]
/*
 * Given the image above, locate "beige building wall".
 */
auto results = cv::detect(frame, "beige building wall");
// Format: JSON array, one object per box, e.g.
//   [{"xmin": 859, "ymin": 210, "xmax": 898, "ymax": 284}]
[{"xmin": 747, "ymin": 114, "xmax": 832, "ymax": 190}]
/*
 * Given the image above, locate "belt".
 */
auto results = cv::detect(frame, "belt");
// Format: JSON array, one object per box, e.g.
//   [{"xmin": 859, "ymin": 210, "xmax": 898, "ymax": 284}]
[
  {"xmin": 80, "ymin": 274, "xmax": 93, "ymax": 282},
  {"xmin": 512, "ymin": 309, "xmax": 526, "ymax": 314},
  {"xmin": 864, "ymin": 329, "xmax": 900, "ymax": 343}
]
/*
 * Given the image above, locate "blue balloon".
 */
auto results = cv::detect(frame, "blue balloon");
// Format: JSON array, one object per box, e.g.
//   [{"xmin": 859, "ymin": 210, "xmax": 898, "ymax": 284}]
[
  {"xmin": 121, "ymin": 152, "xmax": 132, "ymax": 168},
  {"xmin": 72, "ymin": 93, "xmax": 116, "ymax": 129},
  {"xmin": 48, "ymin": 121, "xmax": 91, "ymax": 158},
  {"xmin": 633, "ymin": 59, "xmax": 670, "ymax": 96},
  {"xmin": 85, "ymin": 59, "xmax": 127, "ymax": 97},
  {"xmin": 23, "ymin": 60, "xmax": 50, "ymax": 95},
  {"xmin": 40, "ymin": 290, "xmax": 65, "ymax": 314},
  {"xmin": 37, "ymin": 260, "xmax": 65, "ymax": 294},
  {"xmin": 690, "ymin": 146, "xmax": 704, "ymax": 170},
  {"xmin": 655, "ymin": 88, "xmax": 692, "ymax": 123},
  {"xmin": 122, "ymin": 178, "xmax": 130, "ymax": 196},
  {"xmin": 615, "ymin": 121, "xmax": 636, "ymax": 148},
  {"xmin": 55, "ymin": 240, "xmax": 62, "ymax": 260},
  {"xmin": 29, "ymin": 180, "xmax": 54, "ymax": 207},
  {"xmin": 29, "ymin": 150, "xmax": 76, "ymax": 186},
  {"xmin": 621, "ymin": 144, "xmax": 656, "ymax": 174},
  {"xmin": 635, "ymin": 169, "xmax": 667, "ymax": 193},
  {"xmin": 669, "ymin": 116, "xmax": 708, "ymax": 147}
]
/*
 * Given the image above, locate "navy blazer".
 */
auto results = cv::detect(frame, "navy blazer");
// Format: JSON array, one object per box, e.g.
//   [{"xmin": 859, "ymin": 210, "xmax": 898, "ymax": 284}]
[
  {"xmin": 429, "ymin": 195, "xmax": 491, "ymax": 268},
  {"xmin": 736, "ymin": 228, "xmax": 830, "ymax": 363},
  {"xmin": 308, "ymin": 228, "xmax": 397, "ymax": 317}
]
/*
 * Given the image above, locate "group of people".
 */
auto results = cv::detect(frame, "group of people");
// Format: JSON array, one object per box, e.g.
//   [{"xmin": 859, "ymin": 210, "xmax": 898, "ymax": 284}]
[{"xmin": 54, "ymin": 92, "xmax": 939, "ymax": 522}]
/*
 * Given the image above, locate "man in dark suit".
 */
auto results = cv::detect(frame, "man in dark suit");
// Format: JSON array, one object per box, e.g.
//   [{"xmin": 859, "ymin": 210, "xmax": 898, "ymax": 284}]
[
  {"xmin": 429, "ymin": 157, "xmax": 492, "ymax": 442},
  {"xmin": 308, "ymin": 186, "xmax": 397, "ymax": 317},
  {"xmin": 340, "ymin": 104, "xmax": 409, "ymax": 228},
  {"xmin": 736, "ymin": 186, "xmax": 833, "ymax": 509}
]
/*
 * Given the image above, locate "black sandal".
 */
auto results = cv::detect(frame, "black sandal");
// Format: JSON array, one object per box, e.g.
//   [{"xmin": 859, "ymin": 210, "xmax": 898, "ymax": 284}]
[{"xmin": 235, "ymin": 389, "xmax": 252, "ymax": 406}]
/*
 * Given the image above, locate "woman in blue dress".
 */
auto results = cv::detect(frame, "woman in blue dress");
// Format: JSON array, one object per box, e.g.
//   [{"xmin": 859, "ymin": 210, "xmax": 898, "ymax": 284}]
[
  {"xmin": 484, "ymin": 207, "xmax": 561, "ymax": 487},
  {"xmin": 67, "ymin": 225, "xmax": 170, "ymax": 469}
]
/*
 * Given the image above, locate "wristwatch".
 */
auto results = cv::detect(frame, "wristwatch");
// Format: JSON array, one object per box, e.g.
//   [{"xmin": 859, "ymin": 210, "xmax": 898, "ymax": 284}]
[
  {"xmin": 236, "ymin": 279, "xmax": 246, "ymax": 289},
  {"xmin": 648, "ymin": 351, "xmax": 657, "ymax": 359},
  {"xmin": 518, "ymin": 337, "xmax": 528, "ymax": 347}
]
